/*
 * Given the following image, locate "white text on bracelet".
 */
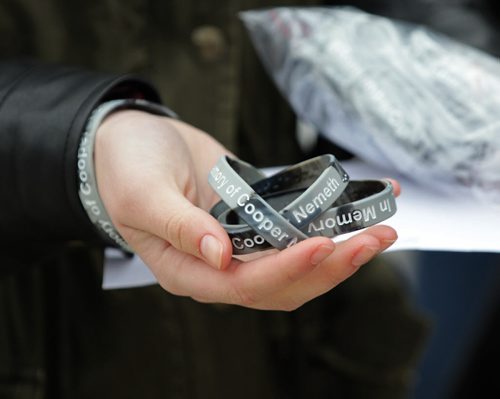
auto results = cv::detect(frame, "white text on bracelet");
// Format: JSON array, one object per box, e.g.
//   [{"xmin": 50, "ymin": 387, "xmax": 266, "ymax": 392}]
[{"xmin": 290, "ymin": 176, "xmax": 341, "ymax": 224}]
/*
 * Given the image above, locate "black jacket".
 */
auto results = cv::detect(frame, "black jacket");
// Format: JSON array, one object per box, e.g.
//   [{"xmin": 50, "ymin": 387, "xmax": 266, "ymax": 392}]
[{"xmin": 0, "ymin": 61, "xmax": 159, "ymax": 242}]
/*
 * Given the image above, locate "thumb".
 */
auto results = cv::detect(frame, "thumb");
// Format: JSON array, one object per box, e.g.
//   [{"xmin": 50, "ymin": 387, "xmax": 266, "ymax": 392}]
[{"xmin": 125, "ymin": 190, "xmax": 233, "ymax": 270}]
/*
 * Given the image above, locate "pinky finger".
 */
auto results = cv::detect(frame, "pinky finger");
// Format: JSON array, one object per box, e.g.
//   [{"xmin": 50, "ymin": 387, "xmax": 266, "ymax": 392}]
[{"xmin": 267, "ymin": 225, "xmax": 397, "ymax": 308}]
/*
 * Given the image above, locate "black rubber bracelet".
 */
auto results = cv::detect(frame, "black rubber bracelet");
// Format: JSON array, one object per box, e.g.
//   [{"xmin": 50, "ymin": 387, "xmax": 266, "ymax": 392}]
[
  {"xmin": 208, "ymin": 154, "xmax": 349, "ymax": 250},
  {"xmin": 212, "ymin": 180, "xmax": 396, "ymax": 254}
]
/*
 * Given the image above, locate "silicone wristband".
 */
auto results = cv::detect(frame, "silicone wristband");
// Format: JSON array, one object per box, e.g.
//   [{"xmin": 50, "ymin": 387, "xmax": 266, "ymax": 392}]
[
  {"xmin": 77, "ymin": 98, "xmax": 176, "ymax": 252},
  {"xmin": 208, "ymin": 155, "xmax": 349, "ymax": 250},
  {"xmin": 212, "ymin": 180, "xmax": 396, "ymax": 255}
]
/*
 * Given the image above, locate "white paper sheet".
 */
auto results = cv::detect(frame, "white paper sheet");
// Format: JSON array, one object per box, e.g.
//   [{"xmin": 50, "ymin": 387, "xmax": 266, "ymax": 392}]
[
  {"xmin": 102, "ymin": 159, "xmax": 500, "ymax": 289},
  {"xmin": 341, "ymin": 159, "xmax": 500, "ymax": 253}
]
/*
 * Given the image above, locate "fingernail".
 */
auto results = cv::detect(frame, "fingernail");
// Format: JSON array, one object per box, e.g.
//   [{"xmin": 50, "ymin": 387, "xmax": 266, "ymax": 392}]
[
  {"xmin": 310, "ymin": 243, "xmax": 335, "ymax": 265},
  {"xmin": 382, "ymin": 238, "xmax": 397, "ymax": 246},
  {"xmin": 352, "ymin": 245, "xmax": 380, "ymax": 267},
  {"xmin": 200, "ymin": 235, "xmax": 223, "ymax": 269}
]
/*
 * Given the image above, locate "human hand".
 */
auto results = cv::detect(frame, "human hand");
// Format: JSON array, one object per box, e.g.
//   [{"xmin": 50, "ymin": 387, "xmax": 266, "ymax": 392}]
[{"xmin": 95, "ymin": 111, "xmax": 399, "ymax": 310}]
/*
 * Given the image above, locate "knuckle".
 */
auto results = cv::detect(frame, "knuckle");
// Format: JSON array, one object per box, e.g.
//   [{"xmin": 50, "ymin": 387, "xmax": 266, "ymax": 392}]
[
  {"xmin": 270, "ymin": 253, "xmax": 296, "ymax": 282},
  {"xmin": 163, "ymin": 211, "xmax": 190, "ymax": 250},
  {"xmin": 282, "ymin": 262, "xmax": 303, "ymax": 285}
]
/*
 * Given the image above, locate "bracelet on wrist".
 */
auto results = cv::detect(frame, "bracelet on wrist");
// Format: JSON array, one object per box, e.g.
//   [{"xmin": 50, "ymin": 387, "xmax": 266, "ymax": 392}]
[{"xmin": 77, "ymin": 98, "xmax": 176, "ymax": 252}]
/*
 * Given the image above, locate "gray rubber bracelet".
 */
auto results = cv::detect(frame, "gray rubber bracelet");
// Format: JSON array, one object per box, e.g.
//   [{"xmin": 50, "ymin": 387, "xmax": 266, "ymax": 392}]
[
  {"xmin": 212, "ymin": 180, "xmax": 396, "ymax": 255},
  {"xmin": 77, "ymin": 98, "xmax": 177, "ymax": 252},
  {"xmin": 208, "ymin": 154, "xmax": 349, "ymax": 250}
]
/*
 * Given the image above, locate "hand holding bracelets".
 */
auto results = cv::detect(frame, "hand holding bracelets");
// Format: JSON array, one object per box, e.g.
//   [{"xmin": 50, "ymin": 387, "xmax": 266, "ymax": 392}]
[
  {"xmin": 208, "ymin": 155, "xmax": 397, "ymax": 255},
  {"xmin": 78, "ymin": 102, "xmax": 396, "ymax": 256},
  {"xmin": 77, "ymin": 98, "xmax": 176, "ymax": 252}
]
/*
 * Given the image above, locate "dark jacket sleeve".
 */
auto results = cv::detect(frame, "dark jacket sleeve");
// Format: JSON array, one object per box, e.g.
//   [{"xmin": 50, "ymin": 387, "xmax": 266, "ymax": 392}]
[{"xmin": 0, "ymin": 60, "xmax": 161, "ymax": 243}]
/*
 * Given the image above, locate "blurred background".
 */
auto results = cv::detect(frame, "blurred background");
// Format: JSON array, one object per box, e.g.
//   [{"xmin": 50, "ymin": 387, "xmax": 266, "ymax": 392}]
[{"xmin": 1, "ymin": 1, "xmax": 499, "ymax": 398}]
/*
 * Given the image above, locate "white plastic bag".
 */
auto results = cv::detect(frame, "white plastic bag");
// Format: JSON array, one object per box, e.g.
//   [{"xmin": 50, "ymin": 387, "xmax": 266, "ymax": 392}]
[{"xmin": 241, "ymin": 7, "xmax": 500, "ymax": 203}]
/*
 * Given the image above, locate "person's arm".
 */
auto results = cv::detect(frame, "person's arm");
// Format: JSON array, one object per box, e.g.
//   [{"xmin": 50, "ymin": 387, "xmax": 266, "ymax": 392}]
[{"xmin": 0, "ymin": 60, "xmax": 159, "ymax": 242}]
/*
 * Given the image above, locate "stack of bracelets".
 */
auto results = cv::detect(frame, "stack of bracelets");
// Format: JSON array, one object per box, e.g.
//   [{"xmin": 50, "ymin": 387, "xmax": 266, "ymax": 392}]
[{"xmin": 208, "ymin": 154, "xmax": 397, "ymax": 255}]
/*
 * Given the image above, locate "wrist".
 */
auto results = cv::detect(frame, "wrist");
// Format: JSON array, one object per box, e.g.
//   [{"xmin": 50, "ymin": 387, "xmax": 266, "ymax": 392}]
[{"xmin": 78, "ymin": 99, "xmax": 176, "ymax": 251}]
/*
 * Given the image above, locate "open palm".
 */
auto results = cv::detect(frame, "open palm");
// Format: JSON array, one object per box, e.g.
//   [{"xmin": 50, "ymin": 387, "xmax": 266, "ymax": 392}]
[{"xmin": 94, "ymin": 112, "xmax": 398, "ymax": 310}]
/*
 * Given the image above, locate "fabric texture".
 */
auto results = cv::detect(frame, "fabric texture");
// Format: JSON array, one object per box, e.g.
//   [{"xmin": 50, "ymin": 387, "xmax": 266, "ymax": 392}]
[{"xmin": 0, "ymin": 61, "xmax": 160, "ymax": 241}]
